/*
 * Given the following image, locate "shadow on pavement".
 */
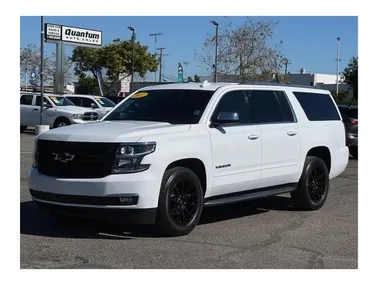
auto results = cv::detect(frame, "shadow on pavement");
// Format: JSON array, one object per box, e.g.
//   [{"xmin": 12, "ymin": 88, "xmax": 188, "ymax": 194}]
[{"xmin": 21, "ymin": 195, "xmax": 297, "ymax": 239}]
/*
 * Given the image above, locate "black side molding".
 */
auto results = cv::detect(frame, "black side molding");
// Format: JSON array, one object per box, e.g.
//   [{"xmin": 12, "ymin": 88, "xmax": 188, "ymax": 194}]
[{"xmin": 204, "ymin": 183, "xmax": 297, "ymax": 207}]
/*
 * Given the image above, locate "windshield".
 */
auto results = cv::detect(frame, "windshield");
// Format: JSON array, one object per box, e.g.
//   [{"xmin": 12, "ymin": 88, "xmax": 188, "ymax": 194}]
[
  {"xmin": 104, "ymin": 89, "xmax": 214, "ymax": 124},
  {"xmin": 49, "ymin": 96, "xmax": 75, "ymax": 106},
  {"xmin": 94, "ymin": 97, "xmax": 116, "ymax": 108}
]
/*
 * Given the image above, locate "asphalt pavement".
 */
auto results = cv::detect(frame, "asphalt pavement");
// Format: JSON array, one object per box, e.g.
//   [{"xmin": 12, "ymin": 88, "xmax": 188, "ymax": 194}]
[{"xmin": 20, "ymin": 130, "xmax": 358, "ymax": 269}]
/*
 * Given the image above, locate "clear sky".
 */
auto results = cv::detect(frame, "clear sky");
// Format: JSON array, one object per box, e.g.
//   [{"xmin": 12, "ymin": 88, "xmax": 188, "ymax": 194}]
[{"xmin": 20, "ymin": 16, "xmax": 358, "ymax": 82}]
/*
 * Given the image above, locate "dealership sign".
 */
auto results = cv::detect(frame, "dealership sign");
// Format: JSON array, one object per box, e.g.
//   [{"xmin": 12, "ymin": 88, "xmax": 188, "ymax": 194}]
[{"xmin": 45, "ymin": 23, "xmax": 102, "ymax": 48}]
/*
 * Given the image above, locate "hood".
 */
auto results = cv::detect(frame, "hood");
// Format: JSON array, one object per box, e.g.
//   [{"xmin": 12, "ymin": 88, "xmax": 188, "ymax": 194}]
[{"xmin": 38, "ymin": 120, "xmax": 191, "ymax": 142}]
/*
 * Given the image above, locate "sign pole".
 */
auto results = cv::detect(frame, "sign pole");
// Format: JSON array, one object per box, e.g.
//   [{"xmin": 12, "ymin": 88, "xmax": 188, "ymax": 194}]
[{"xmin": 40, "ymin": 16, "xmax": 44, "ymax": 125}]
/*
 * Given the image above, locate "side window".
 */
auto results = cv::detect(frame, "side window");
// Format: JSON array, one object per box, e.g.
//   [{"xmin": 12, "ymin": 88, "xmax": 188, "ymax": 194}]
[
  {"xmin": 20, "ymin": 95, "xmax": 33, "ymax": 105},
  {"xmin": 212, "ymin": 91, "xmax": 250, "ymax": 124},
  {"xmin": 68, "ymin": 97, "xmax": 81, "ymax": 106},
  {"xmin": 247, "ymin": 90, "xmax": 292, "ymax": 124},
  {"xmin": 82, "ymin": 98, "xmax": 95, "ymax": 108},
  {"xmin": 293, "ymin": 92, "xmax": 340, "ymax": 121},
  {"xmin": 35, "ymin": 96, "xmax": 51, "ymax": 107}
]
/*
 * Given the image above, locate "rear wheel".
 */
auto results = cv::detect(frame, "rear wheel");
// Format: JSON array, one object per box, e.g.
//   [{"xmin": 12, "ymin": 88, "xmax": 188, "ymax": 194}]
[
  {"xmin": 20, "ymin": 126, "xmax": 27, "ymax": 133},
  {"xmin": 53, "ymin": 117, "xmax": 71, "ymax": 128},
  {"xmin": 291, "ymin": 156, "xmax": 329, "ymax": 210},
  {"xmin": 349, "ymin": 146, "xmax": 358, "ymax": 160},
  {"xmin": 156, "ymin": 167, "xmax": 204, "ymax": 236}
]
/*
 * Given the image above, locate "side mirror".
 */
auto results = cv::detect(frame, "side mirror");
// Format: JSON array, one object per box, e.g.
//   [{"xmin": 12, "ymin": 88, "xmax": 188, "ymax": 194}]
[
  {"xmin": 91, "ymin": 103, "xmax": 98, "ymax": 109},
  {"xmin": 212, "ymin": 112, "xmax": 239, "ymax": 126}
]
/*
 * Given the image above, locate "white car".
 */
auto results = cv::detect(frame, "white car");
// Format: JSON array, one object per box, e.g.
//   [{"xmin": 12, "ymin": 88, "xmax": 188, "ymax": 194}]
[
  {"xmin": 64, "ymin": 94, "xmax": 116, "ymax": 119},
  {"xmin": 20, "ymin": 92, "xmax": 99, "ymax": 131},
  {"xmin": 28, "ymin": 82, "xmax": 349, "ymax": 236}
]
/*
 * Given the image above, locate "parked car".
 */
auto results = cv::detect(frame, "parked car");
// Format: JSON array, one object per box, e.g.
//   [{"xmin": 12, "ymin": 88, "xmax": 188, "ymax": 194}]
[
  {"xmin": 64, "ymin": 94, "xmax": 116, "ymax": 119},
  {"xmin": 29, "ymin": 82, "xmax": 348, "ymax": 236},
  {"xmin": 338, "ymin": 104, "xmax": 358, "ymax": 159},
  {"xmin": 20, "ymin": 92, "xmax": 99, "ymax": 131}
]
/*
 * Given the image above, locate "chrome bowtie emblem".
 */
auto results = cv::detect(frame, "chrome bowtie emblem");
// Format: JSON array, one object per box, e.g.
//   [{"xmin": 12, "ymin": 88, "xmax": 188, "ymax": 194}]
[{"xmin": 52, "ymin": 152, "xmax": 75, "ymax": 163}]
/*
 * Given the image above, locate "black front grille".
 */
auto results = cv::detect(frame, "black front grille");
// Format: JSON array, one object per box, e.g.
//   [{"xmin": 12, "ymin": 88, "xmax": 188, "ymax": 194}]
[
  {"xmin": 82, "ymin": 112, "xmax": 98, "ymax": 121},
  {"xmin": 37, "ymin": 140, "xmax": 118, "ymax": 178},
  {"xmin": 30, "ymin": 189, "xmax": 138, "ymax": 206}
]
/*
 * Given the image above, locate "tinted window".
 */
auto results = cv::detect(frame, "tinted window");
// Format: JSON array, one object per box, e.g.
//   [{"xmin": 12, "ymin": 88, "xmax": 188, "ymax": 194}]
[
  {"xmin": 20, "ymin": 95, "xmax": 33, "ymax": 105},
  {"xmin": 67, "ymin": 97, "xmax": 81, "ymax": 106},
  {"xmin": 105, "ymin": 89, "xmax": 214, "ymax": 124},
  {"xmin": 35, "ymin": 96, "xmax": 51, "ymax": 107},
  {"xmin": 247, "ymin": 90, "xmax": 294, "ymax": 123},
  {"xmin": 293, "ymin": 92, "xmax": 340, "ymax": 121},
  {"xmin": 82, "ymin": 98, "xmax": 95, "ymax": 108},
  {"xmin": 212, "ymin": 91, "xmax": 250, "ymax": 124},
  {"xmin": 340, "ymin": 108, "xmax": 358, "ymax": 119}
]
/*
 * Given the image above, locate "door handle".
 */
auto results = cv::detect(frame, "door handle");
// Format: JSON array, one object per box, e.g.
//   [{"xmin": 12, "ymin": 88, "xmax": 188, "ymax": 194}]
[
  {"xmin": 248, "ymin": 134, "xmax": 259, "ymax": 140},
  {"xmin": 287, "ymin": 130, "xmax": 297, "ymax": 136},
  {"xmin": 32, "ymin": 108, "xmax": 39, "ymax": 111}
]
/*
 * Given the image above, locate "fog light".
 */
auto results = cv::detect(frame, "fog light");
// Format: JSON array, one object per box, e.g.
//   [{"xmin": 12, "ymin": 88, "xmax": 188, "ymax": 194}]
[{"xmin": 119, "ymin": 196, "xmax": 137, "ymax": 205}]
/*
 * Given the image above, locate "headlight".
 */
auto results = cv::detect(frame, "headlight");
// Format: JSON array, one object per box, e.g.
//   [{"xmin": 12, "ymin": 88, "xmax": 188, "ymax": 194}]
[
  {"xmin": 32, "ymin": 139, "xmax": 38, "ymax": 168},
  {"xmin": 72, "ymin": 114, "xmax": 83, "ymax": 119},
  {"xmin": 112, "ymin": 142, "xmax": 156, "ymax": 174}
]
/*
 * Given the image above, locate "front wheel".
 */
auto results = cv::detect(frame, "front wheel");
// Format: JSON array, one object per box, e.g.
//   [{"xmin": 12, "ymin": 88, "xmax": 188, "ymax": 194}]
[
  {"xmin": 156, "ymin": 167, "xmax": 204, "ymax": 236},
  {"xmin": 291, "ymin": 156, "xmax": 329, "ymax": 211},
  {"xmin": 53, "ymin": 117, "xmax": 71, "ymax": 128}
]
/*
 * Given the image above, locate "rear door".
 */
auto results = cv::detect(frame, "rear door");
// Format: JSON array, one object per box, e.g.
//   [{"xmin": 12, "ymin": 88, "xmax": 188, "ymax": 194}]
[{"xmin": 246, "ymin": 89, "xmax": 301, "ymax": 186}]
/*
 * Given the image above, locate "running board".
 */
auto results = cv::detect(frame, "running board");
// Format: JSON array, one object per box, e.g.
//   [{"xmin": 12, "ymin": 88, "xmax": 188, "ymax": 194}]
[{"xmin": 204, "ymin": 184, "xmax": 297, "ymax": 207}]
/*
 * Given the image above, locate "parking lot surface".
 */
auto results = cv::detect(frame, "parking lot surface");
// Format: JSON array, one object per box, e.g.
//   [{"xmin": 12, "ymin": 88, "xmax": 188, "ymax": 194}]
[{"xmin": 20, "ymin": 130, "xmax": 358, "ymax": 269}]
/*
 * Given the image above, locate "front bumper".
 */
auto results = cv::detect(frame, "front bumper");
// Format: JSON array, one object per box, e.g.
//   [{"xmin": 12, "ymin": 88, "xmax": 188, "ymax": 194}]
[{"xmin": 32, "ymin": 197, "xmax": 156, "ymax": 224}]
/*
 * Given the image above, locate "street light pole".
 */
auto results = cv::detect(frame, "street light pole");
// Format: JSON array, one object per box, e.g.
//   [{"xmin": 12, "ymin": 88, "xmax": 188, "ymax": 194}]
[
  {"xmin": 211, "ymin": 21, "xmax": 219, "ymax": 83},
  {"xmin": 40, "ymin": 16, "xmax": 44, "ymax": 125},
  {"xmin": 149, "ymin": 32, "xmax": 163, "ymax": 82},
  {"xmin": 336, "ymin": 37, "xmax": 341, "ymax": 94},
  {"xmin": 128, "ymin": 26, "xmax": 135, "ymax": 92}
]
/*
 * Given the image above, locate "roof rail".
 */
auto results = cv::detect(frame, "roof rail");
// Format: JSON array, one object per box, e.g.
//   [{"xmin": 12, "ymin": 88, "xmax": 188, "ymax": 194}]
[{"xmin": 238, "ymin": 82, "xmax": 317, "ymax": 89}]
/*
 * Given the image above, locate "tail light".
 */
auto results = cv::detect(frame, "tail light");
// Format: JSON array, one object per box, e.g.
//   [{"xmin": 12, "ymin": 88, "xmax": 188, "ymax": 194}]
[{"xmin": 344, "ymin": 120, "xmax": 358, "ymax": 126}]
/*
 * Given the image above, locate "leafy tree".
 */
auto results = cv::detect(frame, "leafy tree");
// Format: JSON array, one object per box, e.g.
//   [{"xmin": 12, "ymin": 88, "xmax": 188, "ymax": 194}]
[
  {"xmin": 187, "ymin": 76, "xmax": 194, "ymax": 82},
  {"xmin": 195, "ymin": 18, "xmax": 284, "ymax": 81},
  {"xmin": 194, "ymin": 74, "xmax": 201, "ymax": 83},
  {"xmin": 343, "ymin": 57, "xmax": 358, "ymax": 101},
  {"xmin": 76, "ymin": 75, "xmax": 100, "ymax": 95},
  {"xmin": 331, "ymin": 90, "xmax": 357, "ymax": 105},
  {"xmin": 72, "ymin": 38, "xmax": 159, "ymax": 94}
]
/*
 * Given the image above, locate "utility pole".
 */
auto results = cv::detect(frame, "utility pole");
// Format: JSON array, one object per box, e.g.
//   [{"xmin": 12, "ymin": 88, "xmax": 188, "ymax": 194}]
[
  {"xmin": 336, "ymin": 37, "xmax": 341, "ymax": 94},
  {"xmin": 211, "ymin": 21, "xmax": 219, "ymax": 83},
  {"xmin": 149, "ymin": 32, "xmax": 163, "ymax": 82},
  {"xmin": 157, "ymin": 47, "xmax": 165, "ymax": 83},
  {"xmin": 40, "ymin": 16, "xmax": 44, "ymax": 125},
  {"xmin": 128, "ymin": 26, "xmax": 135, "ymax": 92}
]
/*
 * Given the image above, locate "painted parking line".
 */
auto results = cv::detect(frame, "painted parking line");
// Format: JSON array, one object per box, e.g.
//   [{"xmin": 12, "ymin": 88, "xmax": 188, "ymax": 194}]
[{"xmin": 20, "ymin": 152, "xmax": 33, "ymax": 154}]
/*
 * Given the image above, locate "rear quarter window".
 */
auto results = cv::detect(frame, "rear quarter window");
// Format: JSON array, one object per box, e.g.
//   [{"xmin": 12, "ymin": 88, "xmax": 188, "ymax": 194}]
[{"xmin": 293, "ymin": 92, "xmax": 341, "ymax": 121}]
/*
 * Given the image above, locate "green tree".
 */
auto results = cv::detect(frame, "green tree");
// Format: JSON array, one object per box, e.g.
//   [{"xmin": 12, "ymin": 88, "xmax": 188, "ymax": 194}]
[
  {"xmin": 187, "ymin": 76, "xmax": 194, "ymax": 82},
  {"xmin": 331, "ymin": 90, "xmax": 357, "ymax": 105},
  {"xmin": 72, "ymin": 38, "xmax": 159, "ymax": 94},
  {"xmin": 76, "ymin": 75, "xmax": 100, "ymax": 95},
  {"xmin": 194, "ymin": 74, "xmax": 201, "ymax": 83},
  {"xmin": 343, "ymin": 57, "xmax": 358, "ymax": 101}
]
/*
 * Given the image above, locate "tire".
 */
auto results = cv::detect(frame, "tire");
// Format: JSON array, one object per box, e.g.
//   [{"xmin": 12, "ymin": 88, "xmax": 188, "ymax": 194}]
[
  {"xmin": 291, "ymin": 156, "xmax": 329, "ymax": 211},
  {"xmin": 349, "ymin": 146, "xmax": 358, "ymax": 160},
  {"xmin": 20, "ymin": 126, "xmax": 27, "ymax": 133},
  {"xmin": 156, "ymin": 167, "xmax": 204, "ymax": 236},
  {"xmin": 53, "ymin": 117, "xmax": 71, "ymax": 128},
  {"xmin": 50, "ymin": 213, "xmax": 82, "ymax": 224}
]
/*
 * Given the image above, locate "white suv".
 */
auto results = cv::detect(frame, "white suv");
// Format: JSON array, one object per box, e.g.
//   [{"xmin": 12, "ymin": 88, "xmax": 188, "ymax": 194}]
[
  {"xmin": 28, "ymin": 82, "xmax": 349, "ymax": 236},
  {"xmin": 64, "ymin": 94, "xmax": 116, "ymax": 119},
  {"xmin": 20, "ymin": 93, "xmax": 99, "ymax": 131}
]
